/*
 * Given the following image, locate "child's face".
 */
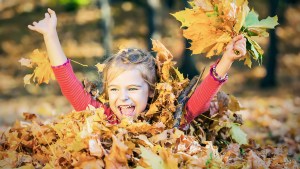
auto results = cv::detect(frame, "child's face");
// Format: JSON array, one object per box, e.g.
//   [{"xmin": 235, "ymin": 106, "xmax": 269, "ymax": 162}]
[{"xmin": 107, "ymin": 69, "xmax": 151, "ymax": 119}]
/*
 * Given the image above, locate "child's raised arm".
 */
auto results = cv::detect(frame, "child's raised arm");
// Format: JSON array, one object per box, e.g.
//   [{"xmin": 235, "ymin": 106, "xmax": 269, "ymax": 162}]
[
  {"xmin": 215, "ymin": 35, "xmax": 246, "ymax": 77},
  {"xmin": 185, "ymin": 35, "xmax": 246, "ymax": 123},
  {"xmin": 28, "ymin": 9, "xmax": 103, "ymax": 111},
  {"xmin": 28, "ymin": 8, "xmax": 67, "ymax": 66}
]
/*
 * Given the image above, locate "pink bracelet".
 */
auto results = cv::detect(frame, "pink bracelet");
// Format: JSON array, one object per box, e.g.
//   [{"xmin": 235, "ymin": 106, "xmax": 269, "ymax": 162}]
[{"xmin": 210, "ymin": 63, "xmax": 228, "ymax": 83}]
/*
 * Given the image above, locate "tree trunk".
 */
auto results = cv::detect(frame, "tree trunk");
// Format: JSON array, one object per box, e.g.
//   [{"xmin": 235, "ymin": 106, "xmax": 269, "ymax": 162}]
[
  {"xmin": 97, "ymin": 0, "xmax": 113, "ymax": 58},
  {"xmin": 145, "ymin": 0, "xmax": 162, "ymax": 51},
  {"xmin": 260, "ymin": 0, "xmax": 279, "ymax": 88},
  {"xmin": 179, "ymin": 0, "xmax": 199, "ymax": 79}
]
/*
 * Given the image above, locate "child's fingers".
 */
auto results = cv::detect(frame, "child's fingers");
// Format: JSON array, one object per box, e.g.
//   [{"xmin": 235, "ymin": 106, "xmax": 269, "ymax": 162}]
[
  {"xmin": 45, "ymin": 13, "xmax": 50, "ymax": 19},
  {"xmin": 232, "ymin": 36, "xmax": 245, "ymax": 53},
  {"xmin": 232, "ymin": 34, "xmax": 243, "ymax": 42},
  {"xmin": 227, "ymin": 35, "xmax": 244, "ymax": 51},
  {"xmin": 28, "ymin": 25, "xmax": 36, "ymax": 31},
  {"xmin": 33, "ymin": 21, "xmax": 38, "ymax": 26},
  {"xmin": 47, "ymin": 8, "xmax": 56, "ymax": 18},
  {"xmin": 234, "ymin": 44, "xmax": 246, "ymax": 56}
]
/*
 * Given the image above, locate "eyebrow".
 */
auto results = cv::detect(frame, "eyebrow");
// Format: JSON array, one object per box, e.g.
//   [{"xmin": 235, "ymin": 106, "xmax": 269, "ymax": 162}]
[{"xmin": 108, "ymin": 84, "xmax": 143, "ymax": 88}]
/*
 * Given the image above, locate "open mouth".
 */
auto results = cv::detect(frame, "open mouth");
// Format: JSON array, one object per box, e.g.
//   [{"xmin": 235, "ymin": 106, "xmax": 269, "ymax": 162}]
[{"xmin": 118, "ymin": 105, "xmax": 135, "ymax": 116}]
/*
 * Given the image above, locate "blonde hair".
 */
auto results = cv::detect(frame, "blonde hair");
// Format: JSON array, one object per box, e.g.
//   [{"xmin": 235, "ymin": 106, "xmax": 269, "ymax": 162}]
[{"xmin": 102, "ymin": 48, "xmax": 157, "ymax": 97}]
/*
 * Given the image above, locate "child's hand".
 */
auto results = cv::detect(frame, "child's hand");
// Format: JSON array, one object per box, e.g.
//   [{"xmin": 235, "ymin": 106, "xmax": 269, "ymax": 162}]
[
  {"xmin": 28, "ymin": 8, "xmax": 57, "ymax": 37},
  {"xmin": 223, "ymin": 35, "xmax": 247, "ymax": 62},
  {"xmin": 214, "ymin": 35, "xmax": 247, "ymax": 78}
]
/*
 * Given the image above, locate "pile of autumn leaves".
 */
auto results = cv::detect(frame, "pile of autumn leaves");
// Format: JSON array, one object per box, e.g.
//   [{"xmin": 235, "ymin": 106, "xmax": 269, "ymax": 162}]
[
  {"xmin": 1, "ymin": 0, "xmax": 296, "ymax": 168},
  {"xmin": 1, "ymin": 40, "xmax": 298, "ymax": 168}
]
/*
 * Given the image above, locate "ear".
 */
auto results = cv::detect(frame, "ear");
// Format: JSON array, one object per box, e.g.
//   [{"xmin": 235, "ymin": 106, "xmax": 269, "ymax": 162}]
[{"xmin": 148, "ymin": 90, "xmax": 154, "ymax": 98}]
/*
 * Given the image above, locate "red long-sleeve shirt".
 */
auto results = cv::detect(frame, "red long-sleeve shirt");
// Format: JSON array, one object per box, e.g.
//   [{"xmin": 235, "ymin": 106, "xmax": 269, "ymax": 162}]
[{"xmin": 52, "ymin": 60, "xmax": 225, "ymax": 124}]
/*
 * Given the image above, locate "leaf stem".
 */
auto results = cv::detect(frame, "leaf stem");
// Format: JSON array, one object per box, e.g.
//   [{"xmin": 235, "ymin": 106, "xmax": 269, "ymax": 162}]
[
  {"xmin": 200, "ymin": 114, "xmax": 241, "ymax": 126},
  {"xmin": 70, "ymin": 59, "xmax": 88, "ymax": 67}
]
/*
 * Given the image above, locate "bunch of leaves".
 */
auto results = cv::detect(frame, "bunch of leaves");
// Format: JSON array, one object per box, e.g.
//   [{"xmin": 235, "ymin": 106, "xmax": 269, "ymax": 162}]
[
  {"xmin": 172, "ymin": 0, "xmax": 279, "ymax": 67},
  {"xmin": 19, "ymin": 49, "xmax": 55, "ymax": 85}
]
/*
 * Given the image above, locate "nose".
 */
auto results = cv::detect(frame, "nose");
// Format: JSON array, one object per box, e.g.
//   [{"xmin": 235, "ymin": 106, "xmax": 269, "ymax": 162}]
[{"xmin": 119, "ymin": 89, "xmax": 129, "ymax": 101}]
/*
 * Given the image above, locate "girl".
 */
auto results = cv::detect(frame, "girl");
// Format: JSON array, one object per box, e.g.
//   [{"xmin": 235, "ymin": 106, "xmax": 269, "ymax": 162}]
[{"xmin": 28, "ymin": 8, "xmax": 246, "ymax": 125}]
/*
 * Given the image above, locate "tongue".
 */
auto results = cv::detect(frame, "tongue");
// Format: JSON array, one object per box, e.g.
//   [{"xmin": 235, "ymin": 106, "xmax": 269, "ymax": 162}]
[{"xmin": 120, "ymin": 107, "xmax": 135, "ymax": 116}]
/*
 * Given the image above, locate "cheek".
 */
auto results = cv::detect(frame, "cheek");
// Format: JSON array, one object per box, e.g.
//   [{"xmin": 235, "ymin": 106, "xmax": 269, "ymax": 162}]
[
  {"xmin": 108, "ymin": 92, "xmax": 118, "ymax": 102},
  {"xmin": 135, "ymin": 92, "xmax": 149, "ymax": 106}
]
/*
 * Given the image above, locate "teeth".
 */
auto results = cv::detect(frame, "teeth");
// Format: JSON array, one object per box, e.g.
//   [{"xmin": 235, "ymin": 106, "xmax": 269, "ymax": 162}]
[{"xmin": 119, "ymin": 105, "xmax": 133, "ymax": 108}]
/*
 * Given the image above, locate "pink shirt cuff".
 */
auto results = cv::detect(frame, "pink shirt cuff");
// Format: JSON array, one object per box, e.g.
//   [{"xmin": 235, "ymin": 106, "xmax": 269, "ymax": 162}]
[{"xmin": 51, "ymin": 59, "xmax": 70, "ymax": 69}]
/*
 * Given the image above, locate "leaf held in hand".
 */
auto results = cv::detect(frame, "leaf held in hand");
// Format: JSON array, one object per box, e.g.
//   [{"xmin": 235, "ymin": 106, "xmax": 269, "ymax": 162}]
[
  {"xmin": 172, "ymin": 0, "xmax": 279, "ymax": 67},
  {"xmin": 244, "ymin": 9, "xmax": 279, "ymax": 29}
]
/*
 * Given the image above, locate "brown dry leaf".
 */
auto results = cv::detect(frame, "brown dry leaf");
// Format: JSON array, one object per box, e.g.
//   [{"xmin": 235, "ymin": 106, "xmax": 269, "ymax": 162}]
[
  {"xmin": 247, "ymin": 150, "xmax": 269, "ymax": 169},
  {"xmin": 104, "ymin": 135, "xmax": 129, "ymax": 169},
  {"xmin": 151, "ymin": 39, "xmax": 173, "ymax": 62},
  {"xmin": 23, "ymin": 112, "xmax": 37, "ymax": 120},
  {"xmin": 228, "ymin": 95, "xmax": 242, "ymax": 112},
  {"xmin": 126, "ymin": 122, "xmax": 165, "ymax": 136},
  {"xmin": 221, "ymin": 143, "xmax": 240, "ymax": 163}
]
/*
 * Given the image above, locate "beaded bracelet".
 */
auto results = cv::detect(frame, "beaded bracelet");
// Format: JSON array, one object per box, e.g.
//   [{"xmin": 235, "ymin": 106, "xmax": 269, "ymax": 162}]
[{"xmin": 210, "ymin": 64, "xmax": 228, "ymax": 83}]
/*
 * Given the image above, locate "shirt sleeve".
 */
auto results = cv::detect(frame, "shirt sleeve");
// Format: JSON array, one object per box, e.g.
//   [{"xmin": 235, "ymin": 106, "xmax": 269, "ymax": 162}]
[
  {"xmin": 184, "ymin": 66, "xmax": 227, "ymax": 124},
  {"xmin": 52, "ymin": 59, "xmax": 103, "ymax": 111}
]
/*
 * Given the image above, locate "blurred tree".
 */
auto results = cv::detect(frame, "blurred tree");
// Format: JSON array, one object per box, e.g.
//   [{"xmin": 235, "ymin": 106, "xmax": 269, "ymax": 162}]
[
  {"xmin": 97, "ymin": 0, "xmax": 164, "ymax": 56},
  {"xmin": 97, "ymin": 0, "xmax": 113, "ymax": 57},
  {"xmin": 260, "ymin": 0, "xmax": 279, "ymax": 88},
  {"xmin": 260, "ymin": 0, "xmax": 298, "ymax": 88},
  {"xmin": 178, "ymin": 0, "xmax": 199, "ymax": 79}
]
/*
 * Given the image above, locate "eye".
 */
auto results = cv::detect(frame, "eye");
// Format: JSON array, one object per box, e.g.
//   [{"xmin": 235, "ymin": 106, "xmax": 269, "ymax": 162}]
[
  {"xmin": 109, "ymin": 88, "xmax": 118, "ymax": 92},
  {"xmin": 128, "ymin": 87, "xmax": 138, "ymax": 91}
]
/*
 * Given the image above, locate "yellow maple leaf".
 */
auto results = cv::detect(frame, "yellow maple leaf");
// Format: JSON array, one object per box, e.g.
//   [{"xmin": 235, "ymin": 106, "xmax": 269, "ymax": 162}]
[
  {"xmin": 239, "ymin": 53, "xmax": 252, "ymax": 68},
  {"xmin": 234, "ymin": 1, "xmax": 250, "ymax": 34},
  {"xmin": 20, "ymin": 49, "xmax": 55, "ymax": 85},
  {"xmin": 171, "ymin": 8, "xmax": 208, "ymax": 28},
  {"xmin": 23, "ymin": 74, "xmax": 33, "ymax": 86},
  {"xmin": 95, "ymin": 63, "xmax": 105, "ymax": 72}
]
